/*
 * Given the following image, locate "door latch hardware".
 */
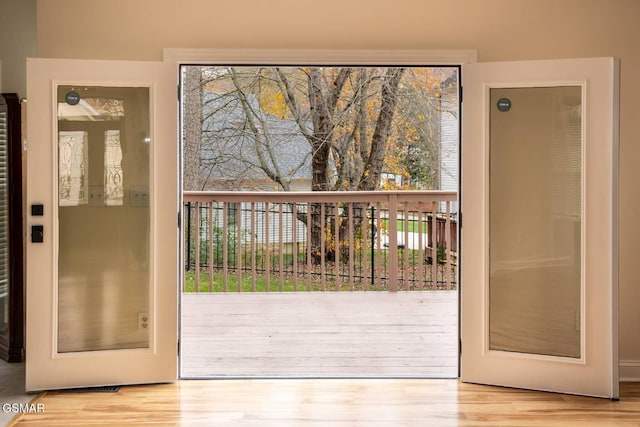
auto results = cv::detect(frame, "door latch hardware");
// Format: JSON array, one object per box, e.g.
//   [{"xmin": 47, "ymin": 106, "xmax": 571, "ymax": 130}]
[{"xmin": 31, "ymin": 225, "xmax": 44, "ymax": 243}]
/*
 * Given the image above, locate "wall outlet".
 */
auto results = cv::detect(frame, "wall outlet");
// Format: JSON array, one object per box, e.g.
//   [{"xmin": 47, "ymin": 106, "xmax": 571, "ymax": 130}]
[
  {"xmin": 138, "ymin": 312, "xmax": 149, "ymax": 332},
  {"xmin": 130, "ymin": 186, "xmax": 149, "ymax": 207},
  {"xmin": 88, "ymin": 186, "xmax": 104, "ymax": 206}
]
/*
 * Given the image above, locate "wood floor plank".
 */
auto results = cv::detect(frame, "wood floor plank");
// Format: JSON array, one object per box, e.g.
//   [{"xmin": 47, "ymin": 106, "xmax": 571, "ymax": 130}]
[{"xmin": 11, "ymin": 381, "xmax": 640, "ymax": 426}]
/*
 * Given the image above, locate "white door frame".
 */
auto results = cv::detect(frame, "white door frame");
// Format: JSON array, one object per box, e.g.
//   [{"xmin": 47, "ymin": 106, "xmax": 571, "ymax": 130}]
[
  {"xmin": 163, "ymin": 48, "xmax": 477, "ymax": 67},
  {"xmin": 165, "ymin": 48, "xmax": 474, "ymax": 378}
]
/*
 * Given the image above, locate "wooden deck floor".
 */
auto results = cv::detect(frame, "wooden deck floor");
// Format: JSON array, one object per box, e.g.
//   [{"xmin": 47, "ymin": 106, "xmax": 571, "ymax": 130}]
[
  {"xmin": 12, "ymin": 381, "xmax": 640, "ymax": 426},
  {"xmin": 180, "ymin": 291, "xmax": 458, "ymax": 378}
]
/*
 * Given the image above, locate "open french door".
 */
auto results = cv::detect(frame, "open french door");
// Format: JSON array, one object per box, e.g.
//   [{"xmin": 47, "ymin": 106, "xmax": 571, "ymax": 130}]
[
  {"xmin": 25, "ymin": 58, "xmax": 178, "ymax": 391},
  {"xmin": 461, "ymin": 58, "xmax": 619, "ymax": 398}
]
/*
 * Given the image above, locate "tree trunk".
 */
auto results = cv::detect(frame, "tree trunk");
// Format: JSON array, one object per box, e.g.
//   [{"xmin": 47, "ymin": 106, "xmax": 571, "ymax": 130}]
[
  {"xmin": 183, "ymin": 67, "xmax": 203, "ymax": 191},
  {"xmin": 304, "ymin": 68, "xmax": 405, "ymax": 264},
  {"xmin": 359, "ymin": 68, "xmax": 405, "ymax": 191}
]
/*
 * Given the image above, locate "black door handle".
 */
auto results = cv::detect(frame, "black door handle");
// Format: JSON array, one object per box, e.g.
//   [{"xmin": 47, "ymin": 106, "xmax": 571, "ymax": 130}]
[{"xmin": 31, "ymin": 225, "xmax": 44, "ymax": 243}]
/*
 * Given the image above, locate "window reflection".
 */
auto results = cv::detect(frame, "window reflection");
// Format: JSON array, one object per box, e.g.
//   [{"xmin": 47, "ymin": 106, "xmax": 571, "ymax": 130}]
[
  {"xmin": 57, "ymin": 97, "xmax": 126, "ymax": 207},
  {"xmin": 104, "ymin": 130, "xmax": 123, "ymax": 206},
  {"xmin": 58, "ymin": 97, "xmax": 124, "ymax": 122},
  {"xmin": 58, "ymin": 131, "xmax": 88, "ymax": 206}
]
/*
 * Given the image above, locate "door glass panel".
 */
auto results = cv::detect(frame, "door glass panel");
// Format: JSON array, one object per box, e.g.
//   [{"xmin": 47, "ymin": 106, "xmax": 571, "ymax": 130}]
[
  {"xmin": 57, "ymin": 86, "xmax": 150, "ymax": 353},
  {"xmin": 489, "ymin": 86, "xmax": 582, "ymax": 358}
]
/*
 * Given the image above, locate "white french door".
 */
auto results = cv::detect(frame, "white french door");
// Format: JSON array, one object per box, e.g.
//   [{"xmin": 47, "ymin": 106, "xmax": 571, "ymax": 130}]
[
  {"xmin": 25, "ymin": 59, "xmax": 178, "ymax": 391},
  {"xmin": 461, "ymin": 58, "xmax": 619, "ymax": 398}
]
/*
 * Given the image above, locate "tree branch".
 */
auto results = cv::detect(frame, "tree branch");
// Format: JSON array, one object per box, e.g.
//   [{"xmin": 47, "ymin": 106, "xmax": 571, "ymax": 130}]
[
  {"xmin": 229, "ymin": 67, "xmax": 289, "ymax": 190},
  {"xmin": 274, "ymin": 67, "xmax": 313, "ymax": 141}
]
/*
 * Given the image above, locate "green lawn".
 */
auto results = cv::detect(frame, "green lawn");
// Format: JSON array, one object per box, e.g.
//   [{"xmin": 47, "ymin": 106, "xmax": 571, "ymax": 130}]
[
  {"xmin": 183, "ymin": 252, "xmax": 457, "ymax": 293},
  {"xmin": 381, "ymin": 218, "xmax": 424, "ymax": 233},
  {"xmin": 183, "ymin": 270, "xmax": 381, "ymax": 292}
]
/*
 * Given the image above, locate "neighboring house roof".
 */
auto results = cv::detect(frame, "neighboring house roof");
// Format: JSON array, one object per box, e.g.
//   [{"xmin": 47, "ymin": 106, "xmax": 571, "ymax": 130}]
[{"xmin": 200, "ymin": 91, "xmax": 312, "ymax": 190}]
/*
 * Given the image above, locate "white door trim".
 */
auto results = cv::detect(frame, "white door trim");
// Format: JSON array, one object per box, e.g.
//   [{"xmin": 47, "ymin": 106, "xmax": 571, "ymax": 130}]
[
  {"xmin": 164, "ymin": 48, "xmax": 473, "ymax": 379},
  {"xmin": 163, "ymin": 48, "xmax": 477, "ymax": 66}
]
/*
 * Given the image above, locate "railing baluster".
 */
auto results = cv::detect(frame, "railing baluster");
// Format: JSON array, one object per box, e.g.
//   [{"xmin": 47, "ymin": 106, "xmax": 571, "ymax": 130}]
[
  {"xmin": 279, "ymin": 203, "xmax": 284, "ymax": 292},
  {"xmin": 445, "ymin": 201, "xmax": 451, "ymax": 290},
  {"xmin": 431, "ymin": 201, "xmax": 438, "ymax": 289},
  {"xmin": 334, "ymin": 203, "xmax": 340, "ymax": 292},
  {"xmin": 251, "ymin": 202, "xmax": 256, "ymax": 292},
  {"xmin": 403, "ymin": 202, "xmax": 410, "ymax": 291},
  {"xmin": 237, "ymin": 202, "xmax": 242, "ymax": 292},
  {"xmin": 320, "ymin": 202, "xmax": 326, "ymax": 291},
  {"xmin": 265, "ymin": 201, "xmax": 270, "ymax": 292},
  {"xmin": 306, "ymin": 203, "xmax": 312, "ymax": 291},
  {"xmin": 417, "ymin": 208, "xmax": 424, "ymax": 291},
  {"xmin": 348, "ymin": 203, "xmax": 354, "ymax": 291},
  {"xmin": 375, "ymin": 203, "xmax": 382, "ymax": 291},
  {"xmin": 194, "ymin": 202, "xmax": 200, "ymax": 293},
  {"xmin": 182, "ymin": 203, "xmax": 186, "ymax": 292},
  {"xmin": 185, "ymin": 202, "xmax": 191, "ymax": 292},
  {"xmin": 208, "ymin": 202, "xmax": 214, "ymax": 292},
  {"xmin": 388, "ymin": 194, "xmax": 398, "ymax": 292},
  {"xmin": 292, "ymin": 203, "xmax": 298, "ymax": 292},
  {"xmin": 222, "ymin": 202, "xmax": 228, "ymax": 292},
  {"xmin": 362, "ymin": 205, "xmax": 369, "ymax": 292}
]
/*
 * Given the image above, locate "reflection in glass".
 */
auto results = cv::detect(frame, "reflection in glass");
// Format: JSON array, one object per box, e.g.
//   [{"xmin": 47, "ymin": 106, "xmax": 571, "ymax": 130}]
[
  {"xmin": 58, "ymin": 131, "xmax": 88, "ymax": 206},
  {"xmin": 104, "ymin": 130, "xmax": 124, "ymax": 206},
  {"xmin": 57, "ymin": 86, "xmax": 150, "ymax": 353},
  {"xmin": 489, "ymin": 86, "xmax": 582, "ymax": 358}
]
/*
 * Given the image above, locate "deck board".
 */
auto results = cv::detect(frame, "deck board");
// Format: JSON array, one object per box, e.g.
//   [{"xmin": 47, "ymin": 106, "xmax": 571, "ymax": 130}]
[{"xmin": 181, "ymin": 291, "xmax": 458, "ymax": 378}]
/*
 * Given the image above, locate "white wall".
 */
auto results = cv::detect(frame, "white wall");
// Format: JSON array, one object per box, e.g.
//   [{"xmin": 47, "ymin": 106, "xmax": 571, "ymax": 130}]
[
  {"xmin": 0, "ymin": 0, "xmax": 36, "ymax": 96},
  {"xmin": 26, "ymin": 0, "xmax": 640, "ymax": 378}
]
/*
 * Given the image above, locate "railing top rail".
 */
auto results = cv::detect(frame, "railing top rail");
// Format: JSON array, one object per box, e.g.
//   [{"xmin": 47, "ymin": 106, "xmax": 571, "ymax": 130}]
[{"xmin": 183, "ymin": 190, "xmax": 458, "ymax": 203}]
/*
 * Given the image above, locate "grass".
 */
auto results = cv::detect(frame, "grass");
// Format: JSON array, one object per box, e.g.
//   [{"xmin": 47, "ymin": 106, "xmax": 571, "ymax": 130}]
[
  {"xmin": 183, "ymin": 270, "xmax": 384, "ymax": 292},
  {"xmin": 183, "ymin": 255, "xmax": 457, "ymax": 293},
  {"xmin": 381, "ymin": 219, "xmax": 423, "ymax": 233}
]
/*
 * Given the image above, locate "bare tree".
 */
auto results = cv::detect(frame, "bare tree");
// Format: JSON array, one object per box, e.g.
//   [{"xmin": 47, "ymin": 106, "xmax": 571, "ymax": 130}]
[
  {"xmin": 227, "ymin": 67, "xmax": 405, "ymax": 262},
  {"xmin": 186, "ymin": 66, "xmax": 457, "ymax": 263}
]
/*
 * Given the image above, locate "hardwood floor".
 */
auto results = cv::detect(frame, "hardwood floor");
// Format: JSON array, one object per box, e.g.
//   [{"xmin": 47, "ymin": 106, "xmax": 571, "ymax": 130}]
[
  {"xmin": 0, "ymin": 362, "xmax": 33, "ymax": 427},
  {"xmin": 9, "ymin": 380, "xmax": 640, "ymax": 426},
  {"xmin": 181, "ymin": 291, "xmax": 458, "ymax": 378}
]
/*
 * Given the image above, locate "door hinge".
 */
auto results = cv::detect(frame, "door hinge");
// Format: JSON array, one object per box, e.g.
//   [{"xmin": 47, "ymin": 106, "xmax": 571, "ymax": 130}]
[
  {"xmin": 177, "ymin": 340, "xmax": 180, "ymax": 357},
  {"xmin": 178, "ymin": 211, "xmax": 181, "ymax": 228}
]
